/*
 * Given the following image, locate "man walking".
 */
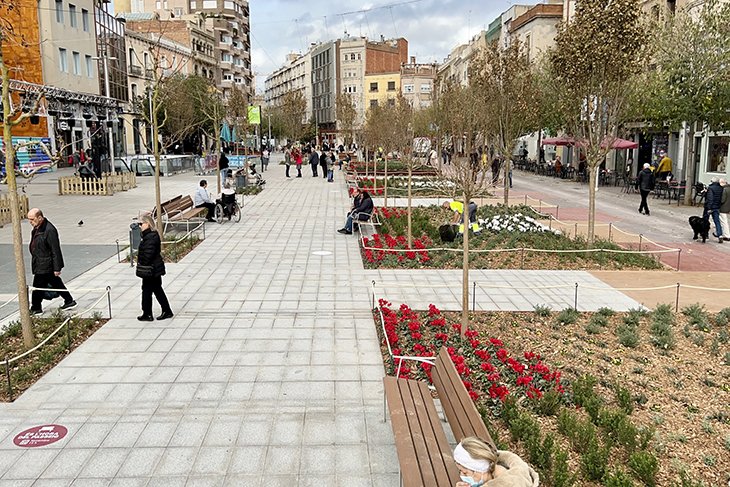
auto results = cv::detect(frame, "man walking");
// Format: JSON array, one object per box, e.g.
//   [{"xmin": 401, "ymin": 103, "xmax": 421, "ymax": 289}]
[
  {"xmin": 28, "ymin": 208, "xmax": 76, "ymax": 314},
  {"xmin": 636, "ymin": 163, "xmax": 654, "ymax": 216},
  {"xmin": 309, "ymin": 147, "xmax": 319, "ymax": 177},
  {"xmin": 719, "ymin": 178, "xmax": 730, "ymax": 241},
  {"xmin": 704, "ymin": 176, "xmax": 724, "ymax": 243}
]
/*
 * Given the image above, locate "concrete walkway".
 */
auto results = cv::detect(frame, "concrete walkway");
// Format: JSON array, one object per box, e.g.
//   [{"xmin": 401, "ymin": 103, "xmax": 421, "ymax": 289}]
[{"xmin": 0, "ymin": 158, "xmax": 649, "ymax": 487}]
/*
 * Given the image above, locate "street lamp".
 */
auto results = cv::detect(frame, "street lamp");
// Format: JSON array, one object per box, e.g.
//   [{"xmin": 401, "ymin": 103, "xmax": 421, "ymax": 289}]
[{"xmin": 92, "ymin": 55, "xmax": 118, "ymax": 175}]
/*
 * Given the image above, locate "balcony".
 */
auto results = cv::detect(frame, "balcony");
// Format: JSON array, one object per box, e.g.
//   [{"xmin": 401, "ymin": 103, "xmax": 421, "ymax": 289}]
[{"xmin": 129, "ymin": 65, "xmax": 143, "ymax": 77}]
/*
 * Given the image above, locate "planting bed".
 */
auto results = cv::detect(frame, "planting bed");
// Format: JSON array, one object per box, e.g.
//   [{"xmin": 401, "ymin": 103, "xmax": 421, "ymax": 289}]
[
  {"xmin": 375, "ymin": 301, "xmax": 730, "ymax": 487},
  {"xmin": 361, "ymin": 204, "xmax": 664, "ymax": 271}
]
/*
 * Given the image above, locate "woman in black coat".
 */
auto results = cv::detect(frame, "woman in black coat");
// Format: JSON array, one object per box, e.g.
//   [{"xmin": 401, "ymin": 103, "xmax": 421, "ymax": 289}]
[{"xmin": 136, "ymin": 216, "xmax": 173, "ymax": 321}]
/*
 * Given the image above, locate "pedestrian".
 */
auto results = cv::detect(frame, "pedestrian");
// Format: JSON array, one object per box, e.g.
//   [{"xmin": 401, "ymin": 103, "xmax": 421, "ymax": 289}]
[
  {"xmin": 452, "ymin": 436, "xmax": 539, "ymax": 487},
  {"xmin": 636, "ymin": 163, "xmax": 654, "ymax": 216},
  {"xmin": 704, "ymin": 176, "xmax": 724, "ymax": 243},
  {"xmin": 309, "ymin": 147, "xmax": 319, "ymax": 177},
  {"xmin": 284, "ymin": 147, "xmax": 291, "ymax": 178},
  {"xmin": 136, "ymin": 215, "xmax": 173, "ymax": 321},
  {"xmin": 491, "ymin": 157, "xmax": 501, "ymax": 185},
  {"xmin": 262, "ymin": 147, "xmax": 270, "ymax": 171},
  {"xmin": 194, "ymin": 180, "xmax": 216, "ymax": 222},
  {"xmin": 294, "ymin": 147, "xmax": 303, "ymax": 177},
  {"xmin": 443, "ymin": 200, "xmax": 481, "ymax": 236},
  {"xmin": 327, "ymin": 151, "xmax": 335, "ymax": 182},
  {"xmin": 320, "ymin": 148, "xmax": 328, "ymax": 178},
  {"xmin": 219, "ymin": 150, "xmax": 229, "ymax": 187},
  {"xmin": 28, "ymin": 208, "xmax": 77, "ymax": 314},
  {"xmin": 720, "ymin": 178, "xmax": 730, "ymax": 241},
  {"xmin": 656, "ymin": 150, "xmax": 672, "ymax": 181}
]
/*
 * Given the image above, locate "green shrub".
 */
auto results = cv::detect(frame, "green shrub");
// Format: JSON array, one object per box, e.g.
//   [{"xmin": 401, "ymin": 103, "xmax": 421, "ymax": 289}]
[
  {"xmin": 718, "ymin": 329, "xmax": 729, "ymax": 344},
  {"xmin": 590, "ymin": 314, "xmax": 609, "ymax": 327},
  {"xmin": 552, "ymin": 447, "xmax": 577, "ymax": 487},
  {"xmin": 556, "ymin": 307, "xmax": 579, "ymax": 326},
  {"xmin": 526, "ymin": 432, "xmax": 554, "ymax": 472},
  {"xmin": 710, "ymin": 338, "xmax": 720, "ymax": 356},
  {"xmin": 615, "ymin": 383, "xmax": 634, "ymax": 415},
  {"xmin": 500, "ymin": 395, "xmax": 520, "ymax": 425},
  {"xmin": 702, "ymin": 455, "xmax": 716, "ymax": 466},
  {"xmin": 617, "ymin": 325, "xmax": 641, "ymax": 348},
  {"xmin": 653, "ymin": 303, "xmax": 674, "ymax": 325},
  {"xmin": 557, "ymin": 408, "xmax": 578, "ymax": 438},
  {"xmin": 715, "ymin": 307, "xmax": 730, "ymax": 327},
  {"xmin": 597, "ymin": 307, "xmax": 615, "ymax": 317},
  {"xmin": 509, "ymin": 411, "xmax": 540, "ymax": 443},
  {"xmin": 572, "ymin": 374, "xmax": 598, "ymax": 407},
  {"xmin": 580, "ymin": 437, "xmax": 609, "ymax": 482},
  {"xmin": 628, "ymin": 451, "xmax": 658, "ymax": 487},
  {"xmin": 534, "ymin": 304, "xmax": 552, "ymax": 317},
  {"xmin": 3, "ymin": 321, "xmax": 21, "ymax": 338},
  {"xmin": 605, "ymin": 468, "xmax": 635, "ymax": 487},
  {"xmin": 692, "ymin": 333, "xmax": 706, "ymax": 346},
  {"xmin": 650, "ymin": 318, "xmax": 676, "ymax": 350},
  {"xmin": 533, "ymin": 389, "xmax": 562, "ymax": 417},
  {"xmin": 585, "ymin": 322, "xmax": 601, "ymax": 334},
  {"xmin": 724, "ymin": 435, "xmax": 730, "ymax": 452}
]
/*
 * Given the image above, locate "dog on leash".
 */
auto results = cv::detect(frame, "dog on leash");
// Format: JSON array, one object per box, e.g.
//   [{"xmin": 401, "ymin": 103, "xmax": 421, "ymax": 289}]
[{"xmin": 689, "ymin": 216, "xmax": 710, "ymax": 243}]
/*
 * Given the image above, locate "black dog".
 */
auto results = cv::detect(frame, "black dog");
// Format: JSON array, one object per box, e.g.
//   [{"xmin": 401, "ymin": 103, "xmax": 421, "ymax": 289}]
[{"xmin": 689, "ymin": 216, "xmax": 710, "ymax": 243}]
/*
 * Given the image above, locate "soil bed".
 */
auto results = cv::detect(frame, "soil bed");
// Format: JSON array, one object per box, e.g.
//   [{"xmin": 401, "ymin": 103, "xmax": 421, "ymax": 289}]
[{"xmin": 374, "ymin": 302, "xmax": 730, "ymax": 487}]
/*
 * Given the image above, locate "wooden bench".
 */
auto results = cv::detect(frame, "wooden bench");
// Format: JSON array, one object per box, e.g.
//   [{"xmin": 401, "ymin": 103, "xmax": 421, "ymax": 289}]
[
  {"xmin": 162, "ymin": 195, "xmax": 207, "ymax": 233},
  {"xmin": 383, "ymin": 347, "xmax": 495, "ymax": 487},
  {"xmin": 138, "ymin": 194, "xmax": 183, "ymax": 220}
]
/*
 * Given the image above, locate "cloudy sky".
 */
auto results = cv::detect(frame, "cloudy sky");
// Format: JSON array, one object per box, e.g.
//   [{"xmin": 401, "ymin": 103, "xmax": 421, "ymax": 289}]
[{"xmin": 250, "ymin": 0, "xmax": 514, "ymax": 93}]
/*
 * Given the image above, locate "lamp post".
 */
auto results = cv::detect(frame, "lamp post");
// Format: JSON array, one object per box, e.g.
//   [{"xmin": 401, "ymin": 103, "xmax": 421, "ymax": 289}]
[
  {"xmin": 266, "ymin": 112, "xmax": 271, "ymax": 149},
  {"xmin": 92, "ymin": 55, "xmax": 118, "ymax": 175}
]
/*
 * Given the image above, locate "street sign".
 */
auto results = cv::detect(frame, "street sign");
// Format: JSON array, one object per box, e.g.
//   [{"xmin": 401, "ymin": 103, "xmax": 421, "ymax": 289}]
[{"xmin": 13, "ymin": 425, "xmax": 68, "ymax": 448}]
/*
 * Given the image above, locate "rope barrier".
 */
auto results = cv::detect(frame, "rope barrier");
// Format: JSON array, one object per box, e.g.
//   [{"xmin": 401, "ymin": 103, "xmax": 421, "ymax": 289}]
[
  {"xmin": 27, "ymin": 286, "xmax": 110, "ymax": 292},
  {"xmin": 0, "ymin": 295, "xmax": 18, "ymax": 310},
  {"xmin": 360, "ymin": 242, "xmax": 678, "ymax": 255}
]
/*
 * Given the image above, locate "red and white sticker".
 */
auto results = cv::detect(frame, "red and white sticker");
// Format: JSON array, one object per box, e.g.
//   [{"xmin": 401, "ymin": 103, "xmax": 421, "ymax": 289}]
[{"xmin": 13, "ymin": 425, "xmax": 68, "ymax": 447}]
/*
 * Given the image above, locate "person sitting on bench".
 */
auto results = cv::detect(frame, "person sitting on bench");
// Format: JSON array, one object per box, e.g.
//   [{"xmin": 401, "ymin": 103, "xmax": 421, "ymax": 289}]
[
  {"xmin": 194, "ymin": 179, "xmax": 216, "ymax": 222},
  {"xmin": 453, "ymin": 436, "xmax": 539, "ymax": 487},
  {"xmin": 338, "ymin": 187, "xmax": 373, "ymax": 235},
  {"xmin": 443, "ymin": 200, "xmax": 481, "ymax": 236}
]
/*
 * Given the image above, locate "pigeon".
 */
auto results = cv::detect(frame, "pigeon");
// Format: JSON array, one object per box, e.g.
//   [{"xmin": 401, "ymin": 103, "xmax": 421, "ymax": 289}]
[{"xmin": 78, "ymin": 220, "xmax": 83, "ymax": 226}]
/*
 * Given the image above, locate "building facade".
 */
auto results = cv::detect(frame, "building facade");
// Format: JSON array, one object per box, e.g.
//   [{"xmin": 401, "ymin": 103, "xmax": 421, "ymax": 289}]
[
  {"xmin": 338, "ymin": 37, "xmax": 367, "ymax": 127},
  {"xmin": 364, "ymin": 72, "xmax": 400, "ymax": 109},
  {"xmin": 400, "ymin": 59, "xmax": 436, "ymax": 110},
  {"xmin": 311, "ymin": 41, "xmax": 338, "ymax": 144},
  {"xmin": 264, "ymin": 51, "xmax": 313, "ymax": 123},
  {"xmin": 437, "ymin": 32, "xmax": 486, "ymax": 87}
]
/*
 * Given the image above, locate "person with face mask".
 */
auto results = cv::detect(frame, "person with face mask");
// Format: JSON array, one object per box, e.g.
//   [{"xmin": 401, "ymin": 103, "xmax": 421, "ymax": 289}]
[{"xmin": 453, "ymin": 437, "xmax": 539, "ymax": 487}]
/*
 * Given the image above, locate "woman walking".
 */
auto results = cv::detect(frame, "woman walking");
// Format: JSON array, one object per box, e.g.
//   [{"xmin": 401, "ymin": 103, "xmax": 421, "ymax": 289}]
[{"xmin": 136, "ymin": 216, "xmax": 173, "ymax": 321}]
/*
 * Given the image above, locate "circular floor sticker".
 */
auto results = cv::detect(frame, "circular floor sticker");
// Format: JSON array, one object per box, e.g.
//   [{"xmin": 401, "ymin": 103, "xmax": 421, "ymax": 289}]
[
  {"xmin": 13, "ymin": 425, "xmax": 68, "ymax": 447},
  {"xmin": 312, "ymin": 250, "xmax": 332, "ymax": 256}
]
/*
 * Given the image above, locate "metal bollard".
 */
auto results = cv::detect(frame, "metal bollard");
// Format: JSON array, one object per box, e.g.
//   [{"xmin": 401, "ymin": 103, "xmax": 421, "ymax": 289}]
[
  {"xmin": 521, "ymin": 247, "xmax": 525, "ymax": 269},
  {"xmin": 675, "ymin": 283, "xmax": 680, "ymax": 312},
  {"xmin": 5, "ymin": 358, "xmax": 12, "ymax": 402},
  {"xmin": 107, "ymin": 286, "xmax": 112, "ymax": 319},
  {"xmin": 66, "ymin": 320, "xmax": 71, "ymax": 349},
  {"xmin": 574, "ymin": 283, "xmax": 579, "ymax": 310},
  {"xmin": 608, "ymin": 223, "xmax": 613, "ymax": 242},
  {"xmin": 600, "ymin": 247, "xmax": 604, "ymax": 270},
  {"xmin": 638, "ymin": 234, "xmax": 643, "ymax": 252},
  {"xmin": 472, "ymin": 282, "xmax": 476, "ymax": 312},
  {"xmin": 677, "ymin": 248, "xmax": 681, "ymax": 271}
]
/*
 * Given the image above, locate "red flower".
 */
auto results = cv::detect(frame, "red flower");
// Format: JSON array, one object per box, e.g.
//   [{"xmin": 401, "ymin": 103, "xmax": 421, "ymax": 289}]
[{"xmin": 468, "ymin": 390, "xmax": 479, "ymax": 401}]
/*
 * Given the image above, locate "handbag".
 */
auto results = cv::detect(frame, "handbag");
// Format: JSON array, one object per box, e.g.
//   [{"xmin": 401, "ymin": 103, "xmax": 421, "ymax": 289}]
[{"xmin": 135, "ymin": 264, "xmax": 154, "ymax": 278}]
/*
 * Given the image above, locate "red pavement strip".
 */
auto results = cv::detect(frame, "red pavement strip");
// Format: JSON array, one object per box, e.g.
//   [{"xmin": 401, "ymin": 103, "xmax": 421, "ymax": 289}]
[{"xmin": 611, "ymin": 240, "xmax": 730, "ymax": 272}]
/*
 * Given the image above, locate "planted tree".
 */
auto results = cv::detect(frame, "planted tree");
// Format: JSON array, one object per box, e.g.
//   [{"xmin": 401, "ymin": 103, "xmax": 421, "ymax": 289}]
[
  {"xmin": 186, "ymin": 75, "xmax": 225, "ymax": 192},
  {"xmin": 641, "ymin": 0, "xmax": 730, "ymax": 204},
  {"xmin": 547, "ymin": 0, "xmax": 650, "ymax": 245},
  {"xmin": 279, "ymin": 90, "xmax": 306, "ymax": 144},
  {"xmin": 336, "ymin": 92, "xmax": 357, "ymax": 148}
]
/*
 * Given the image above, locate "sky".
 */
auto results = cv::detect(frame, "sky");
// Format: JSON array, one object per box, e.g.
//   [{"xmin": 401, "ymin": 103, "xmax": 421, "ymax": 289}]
[{"xmin": 249, "ymin": 0, "xmax": 514, "ymax": 93}]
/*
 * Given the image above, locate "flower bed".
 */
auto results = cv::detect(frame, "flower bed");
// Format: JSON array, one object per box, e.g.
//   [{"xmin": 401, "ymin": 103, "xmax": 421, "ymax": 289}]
[
  {"xmin": 360, "ymin": 204, "xmax": 664, "ymax": 271},
  {"xmin": 375, "ymin": 301, "xmax": 730, "ymax": 487}
]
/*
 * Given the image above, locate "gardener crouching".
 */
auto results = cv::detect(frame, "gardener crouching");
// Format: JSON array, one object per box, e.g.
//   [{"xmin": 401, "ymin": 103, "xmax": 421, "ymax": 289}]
[{"xmin": 444, "ymin": 200, "xmax": 481, "ymax": 236}]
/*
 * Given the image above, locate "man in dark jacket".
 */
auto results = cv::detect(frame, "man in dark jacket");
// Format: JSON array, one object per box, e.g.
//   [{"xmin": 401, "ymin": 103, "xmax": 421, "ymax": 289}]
[
  {"xmin": 704, "ymin": 177, "xmax": 724, "ymax": 243},
  {"xmin": 636, "ymin": 163, "xmax": 654, "ymax": 216},
  {"xmin": 28, "ymin": 208, "xmax": 76, "ymax": 314},
  {"xmin": 309, "ymin": 147, "xmax": 319, "ymax": 177},
  {"xmin": 219, "ymin": 151, "xmax": 229, "ymax": 187}
]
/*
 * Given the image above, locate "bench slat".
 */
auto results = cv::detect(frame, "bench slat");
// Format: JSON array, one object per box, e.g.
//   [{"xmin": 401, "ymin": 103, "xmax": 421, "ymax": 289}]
[
  {"xmin": 399, "ymin": 379, "xmax": 439, "ymax": 486},
  {"xmin": 433, "ymin": 347, "xmax": 495, "ymax": 448},
  {"xmin": 384, "ymin": 377, "xmax": 426, "ymax": 487}
]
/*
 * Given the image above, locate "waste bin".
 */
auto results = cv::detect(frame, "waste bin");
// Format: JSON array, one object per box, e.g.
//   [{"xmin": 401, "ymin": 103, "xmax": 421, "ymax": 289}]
[
  {"xmin": 236, "ymin": 173, "xmax": 247, "ymax": 190},
  {"xmin": 129, "ymin": 222, "xmax": 142, "ymax": 265}
]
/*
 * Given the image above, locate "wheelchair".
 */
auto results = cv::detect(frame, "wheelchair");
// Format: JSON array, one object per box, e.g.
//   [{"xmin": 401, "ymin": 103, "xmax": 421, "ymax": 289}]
[{"xmin": 214, "ymin": 193, "xmax": 241, "ymax": 223}]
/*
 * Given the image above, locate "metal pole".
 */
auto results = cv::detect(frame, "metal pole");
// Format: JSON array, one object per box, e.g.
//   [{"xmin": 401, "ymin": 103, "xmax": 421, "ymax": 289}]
[
  {"xmin": 103, "ymin": 57, "xmax": 116, "ymax": 176},
  {"xmin": 66, "ymin": 320, "xmax": 71, "ymax": 349},
  {"xmin": 600, "ymin": 247, "xmax": 603, "ymax": 271},
  {"xmin": 549, "ymin": 214, "xmax": 552, "ymax": 231},
  {"xmin": 539, "ymin": 199, "xmax": 542, "ymax": 213},
  {"xmin": 521, "ymin": 247, "xmax": 525, "ymax": 269},
  {"xmin": 675, "ymin": 283, "xmax": 680, "ymax": 312},
  {"xmin": 574, "ymin": 283, "xmax": 578, "ymax": 310},
  {"xmin": 5, "ymin": 358, "xmax": 13, "ymax": 402},
  {"xmin": 556, "ymin": 205, "xmax": 559, "ymax": 220},
  {"xmin": 608, "ymin": 223, "xmax": 612, "ymax": 242},
  {"xmin": 372, "ymin": 280, "xmax": 376, "ymax": 309},
  {"xmin": 524, "ymin": 194, "xmax": 527, "ymax": 205},
  {"xmin": 639, "ymin": 234, "xmax": 643, "ymax": 252},
  {"xmin": 575, "ymin": 223, "xmax": 578, "ymax": 239},
  {"xmin": 677, "ymin": 248, "xmax": 681, "ymax": 271},
  {"xmin": 116, "ymin": 239, "xmax": 120, "ymax": 263},
  {"xmin": 472, "ymin": 282, "xmax": 476, "ymax": 312},
  {"xmin": 106, "ymin": 286, "xmax": 112, "ymax": 319}
]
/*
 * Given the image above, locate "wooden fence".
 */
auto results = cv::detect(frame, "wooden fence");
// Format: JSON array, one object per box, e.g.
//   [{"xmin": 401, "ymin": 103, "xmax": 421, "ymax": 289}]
[
  {"xmin": 0, "ymin": 193, "xmax": 29, "ymax": 227},
  {"xmin": 58, "ymin": 171, "xmax": 137, "ymax": 196}
]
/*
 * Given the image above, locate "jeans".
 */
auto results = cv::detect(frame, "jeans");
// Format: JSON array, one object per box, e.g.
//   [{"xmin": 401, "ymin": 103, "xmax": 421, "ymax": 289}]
[
  {"xmin": 220, "ymin": 169, "xmax": 229, "ymax": 186},
  {"xmin": 704, "ymin": 208, "xmax": 722, "ymax": 237},
  {"xmin": 31, "ymin": 273, "xmax": 74, "ymax": 310},
  {"xmin": 459, "ymin": 202, "xmax": 480, "ymax": 234},
  {"xmin": 328, "ymin": 169, "xmax": 334, "ymax": 181},
  {"xmin": 285, "ymin": 164, "xmax": 290, "ymax": 177},
  {"xmin": 639, "ymin": 190, "xmax": 650, "ymax": 214},
  {"xmin": 509, "ymin": 171, "xmax": 513, "ymax": 188},
  {"xmin": 311, "ymin": 163, "xmax": 318, "ymax": 177},
  {"xmin": 141, "ymin": 276, "xmax": 172, "ymax": 316}
]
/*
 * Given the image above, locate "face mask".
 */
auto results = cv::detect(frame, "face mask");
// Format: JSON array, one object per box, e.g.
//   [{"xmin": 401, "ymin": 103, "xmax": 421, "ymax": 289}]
[{"xmin": 460, "ymin": 476, "xmax": 484, "ymax": 487}]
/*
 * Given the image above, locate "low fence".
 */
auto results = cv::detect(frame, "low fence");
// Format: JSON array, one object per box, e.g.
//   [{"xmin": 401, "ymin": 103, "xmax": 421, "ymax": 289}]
[
  {"xmin": 0, "ymin": 194, "xmax": 29, "ymax": 227},
  {"xmin": 58, "ymin": 172, "xmax": 137, "ymax": 196}
]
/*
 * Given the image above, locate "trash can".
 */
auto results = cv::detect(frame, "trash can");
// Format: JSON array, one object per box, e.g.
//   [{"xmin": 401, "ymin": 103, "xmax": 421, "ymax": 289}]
[
  {"xmin": 129, "ymin": 222, "xmax": 142, "ymax": 265},
  {"xmin": 236, "ymin": 173, "xmax": 247, "ymax": 190}
]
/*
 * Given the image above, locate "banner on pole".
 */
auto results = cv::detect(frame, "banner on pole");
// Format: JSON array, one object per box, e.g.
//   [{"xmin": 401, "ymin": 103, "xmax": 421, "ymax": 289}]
[{"xmin": 248, "ymin": 106, "xmax": 261, "ymax": 125}]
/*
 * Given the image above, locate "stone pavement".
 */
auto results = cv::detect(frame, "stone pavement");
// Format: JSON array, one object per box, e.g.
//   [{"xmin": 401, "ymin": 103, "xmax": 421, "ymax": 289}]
[{"xmin": 0, "ymin": 157, "xmax": 649, "ymax": 487}]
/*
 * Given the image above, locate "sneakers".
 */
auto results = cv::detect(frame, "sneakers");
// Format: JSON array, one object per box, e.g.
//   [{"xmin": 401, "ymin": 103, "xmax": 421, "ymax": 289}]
[
  {"xmin": 156, "ymin": 311, "xmax": 174, "ymax": 321},
  {"xmin": 137, "ymin": 315, "xmax": 154, "ymax": 322},
  {"xmin": 337, "ymin": 228, "xmax": 352, "ymax": 235},
  {"xmin": 61, "ymin": 300, "xmax": 77, "ymax": 310}
]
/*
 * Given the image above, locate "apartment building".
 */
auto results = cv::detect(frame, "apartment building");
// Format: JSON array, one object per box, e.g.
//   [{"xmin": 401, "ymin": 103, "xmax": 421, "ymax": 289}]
[
  {"xmin": 264, "ymin": 52, "xmax": 313, "ymax": 123},
  {"xmin": 311, "ymin": 41, "xmax": 338, "ymax": 144},
  {"xmin": 400, "ymin": 58, "xmax": 436, "ymax": 110},
  {"xmin": 437, "ymin": 32, "xmax": 486, "ymax": 87},
  {"xmin": 338, "ymin": 36, "xmax": 367, "ymax": 127}
]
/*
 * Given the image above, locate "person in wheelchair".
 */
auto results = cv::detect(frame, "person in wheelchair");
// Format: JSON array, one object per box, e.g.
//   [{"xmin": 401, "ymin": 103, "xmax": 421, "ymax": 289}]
[{"xmin": 216, "ymin": 183, "xmax": 237, "ymax": 220}]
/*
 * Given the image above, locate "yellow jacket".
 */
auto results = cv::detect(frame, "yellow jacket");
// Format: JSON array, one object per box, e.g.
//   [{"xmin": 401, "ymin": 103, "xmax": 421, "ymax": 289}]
[{"xmin": 657, "ymin": 156, "xmax": 672, "ymax": 174}]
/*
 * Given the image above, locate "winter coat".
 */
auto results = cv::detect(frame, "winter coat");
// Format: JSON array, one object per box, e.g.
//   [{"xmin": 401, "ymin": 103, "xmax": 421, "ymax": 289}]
[
  {"xmin": 720, "ymin": 185, "xmax": 730, "ymax": 213},
  {"xmin": 637, "ymin": 168, "xmax": 655, "ymax": 192},
  {"xmin": 219, "ymin": 153, "xmax": 229, "ymax": 170},
  {"xmin": 309, "ymin": 151, "xmax": 319, "ymax": 166},
  {"xmin": 484, "ymin": 451, "xmax": 540, "ymax": 487},
  {"xmin": 137, "ymin": 228, "xmax": 166, "ymax": 278},
  {"xmin": 355, "ymin": 192, "xmax": 374, "ymax": 220},
  {"xmin": 705, "ymin": 181, "xmax": 723, "ymax": 210},
  {"xmin": 29, "ymin": 219, "xmax": 64, "ymax": 275}
]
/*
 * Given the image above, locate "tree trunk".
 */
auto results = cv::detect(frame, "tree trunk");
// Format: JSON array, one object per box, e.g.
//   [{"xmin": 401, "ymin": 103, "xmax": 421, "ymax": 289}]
[
  {"xmin": 152, "ymin": 103, "xmax": 163, "ymax": 239},
  {"xmin": 683, "ymin": 122, "xmax": 695, "ymax": 206},
  {"xmin": 2, "ymin": 75, "xmax": 34, "ymax": 347},
  {"xmin": 384, "ymin": 155, "xmax": 388, "ymax": 207},
  {"xmin": 461, "ymin": 210, "xmax": 470, "ymax": 338},
  {"xmin": 407, "ymin": 165, "xmax": 413, "ymax": 248},
  {"xmin": 215, "ymin": 105, "xmax": 221, "ymax": 194},
  {"xmin": 587, "ymin": 164, "xmax": 597, "ymax": 246},
  {"xmin": 503, "ymin": 157, "xmax": 511, "ymax": 206}
]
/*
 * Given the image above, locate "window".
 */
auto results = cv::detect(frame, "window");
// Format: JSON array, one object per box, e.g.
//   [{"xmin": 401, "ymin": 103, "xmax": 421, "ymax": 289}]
[
  {"xmin": 85, "ymin": 55, "xmax": 93, "ymax": 77},
  {"xmin": 144, "ymin": 52, "xmax": 150, "ymax": 69},
  {"xmin": 421, "ymin": 84, "xmax": 432, "ymax": 93},
  {"xmin": 369, "ymin": 99, "xmax": 378, "ymax": 108},
  {"xmin": 403, "ymin": 84, "xmax": 414, "ymax": 93},
  {"xmin": 155, "ymin": 0, "xmax": 160, "ymax": 8},
  {"xmin": 387, "ymin": 81, "xmax": 396, "ymax": 91},
  {"xmin": 708, "ymin": 136, "xmax": 729, "ymax": 172},
  {"xmin": 55, "ymin": 0, "xmax": 63, "ymax": 23},
  {"xmin": 131, "ymin": 83, "xmax": 138, "ymax": 97},
  {"xmin": 221, "ymin": 35, "xmax": 232, "ymax": 44},
  {"xmin": 358, "ymin": 53, "xmax": 361, "ymax": 60},
  {"xmin": 163, "ymin": 0, "xmax": 168, "ymax": 9},
  {"xmin": 221, "ymin": 53, "xmax": 232, "ymax": 62},
  {"xmin": 223, "ymin": 73, "xmax": 233, "ymax": 81},
  {"xmin": 59, "ymin": 48, "xmax": 68, "ymax": 72},
  {"xmin": 351, "ymin": 54, "xmax": 355, "ymax": 60},
  {"xmin": 129, "ymin": 48, "xmax": 135, "ymax": 66},
  {"xmin": 190, "ymin": 1, "xmax": 196, "ymax": 8},
  {"xmin": 72, "ymin": 51, "xmax": 80, "ymax": 75},
  {"xmin": 81, "ymin": 9, "xmax": 89, "ymax": 31},
  {"xmin": 224, "ymin": 0, "xmax": 234, "ymax": 9},
  {"xmin": 174, "ymin": 7, "xmax": 183, "ymax": 16},
  {"xmin": 203, "ymin": 0, "xmax": 216, "ymax": 8},
  {"xmin": 69, "ymin": 4, "xmax": 77, "ymax": 27},
  {"xmin": 369, "ymin": 82, "xmax": 378, "ymax": 92},
  {"xmin": 388, "ymin": 98, "xmax": 395, "ymax": 107}
]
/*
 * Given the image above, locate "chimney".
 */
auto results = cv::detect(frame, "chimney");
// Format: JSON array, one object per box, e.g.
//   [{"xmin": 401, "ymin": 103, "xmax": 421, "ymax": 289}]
[{"xmin": 410, "ymin": 56, "xmax": 415, "ymax": 64}]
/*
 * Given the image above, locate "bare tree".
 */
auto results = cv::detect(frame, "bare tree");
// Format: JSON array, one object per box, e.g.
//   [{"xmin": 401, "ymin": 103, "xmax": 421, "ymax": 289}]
[
  {"xmin": 547, "ymin": 0, "xmax": 650, "ymax": 245},
  {"xmin": 279, "ymin": 90, "xmax": 306, "ymax": 144},
  {"xmin": 186, "ymin": 75, "xmax": 226, "ymax": 192},
  {"xmin": 335, "ymin": 92, "xmax": 357, "ymax": 148}
]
